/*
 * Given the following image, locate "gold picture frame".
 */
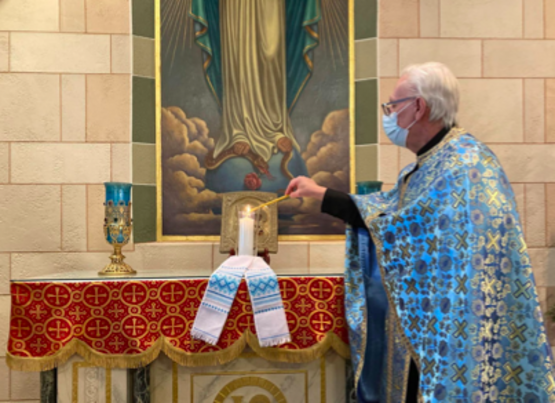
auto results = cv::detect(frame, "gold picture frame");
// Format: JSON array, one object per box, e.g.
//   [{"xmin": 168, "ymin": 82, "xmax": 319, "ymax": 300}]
[
  {"xmin": 155, "ymin": 0, "xmax": 355, "ymax": 242},
  {"xmin": 219, "ymin": 191, "xmax": 279, "ymax": 254}
]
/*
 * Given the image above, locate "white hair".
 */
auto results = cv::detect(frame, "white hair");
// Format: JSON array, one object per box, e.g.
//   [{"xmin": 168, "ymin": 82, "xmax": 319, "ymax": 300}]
[{"xmin": 401, "ymin": 62, "xmax": 460, "ymax": 127}]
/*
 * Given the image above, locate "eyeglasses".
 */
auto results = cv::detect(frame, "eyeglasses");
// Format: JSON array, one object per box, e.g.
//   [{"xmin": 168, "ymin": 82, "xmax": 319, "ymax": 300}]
[{"xmin": 381, "ymin": 96, "xmax": 417, "ymax": 116}]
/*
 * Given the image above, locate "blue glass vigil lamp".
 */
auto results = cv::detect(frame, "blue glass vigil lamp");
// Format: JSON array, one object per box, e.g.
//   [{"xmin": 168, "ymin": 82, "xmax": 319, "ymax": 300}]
[
  {"xmin": 98, "ymin": 182, "xmax": 135, "ymax": 276},
  {"xmin": 356, "ymin": 180, "xmax": 383, "ymax": 195}
]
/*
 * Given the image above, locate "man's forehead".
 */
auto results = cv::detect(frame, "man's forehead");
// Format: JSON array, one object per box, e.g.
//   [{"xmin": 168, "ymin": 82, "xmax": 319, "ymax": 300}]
[{"xmin": 391, "ymin": 76, "xmax": 410, "ymax": 100}]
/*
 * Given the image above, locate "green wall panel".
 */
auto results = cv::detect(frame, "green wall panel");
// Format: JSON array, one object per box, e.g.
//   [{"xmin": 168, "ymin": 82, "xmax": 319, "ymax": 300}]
[
  {"xmin": 133, "ymin": 77, "xmax": 156, "ymax": 144},
  {"xmin": 355, "ymin": 79, "xmax": 378, "ymax": 145},
  {"xmin": 133, "ymin": 185, "xmax": 156, "ymax": 243},
  {"xmin": 355, "ymin": 0, "xmax": 377, "ymax": 39},
  {"xmin": 133, "ymin": 0, "xmax": 155, "ymax": 38}
]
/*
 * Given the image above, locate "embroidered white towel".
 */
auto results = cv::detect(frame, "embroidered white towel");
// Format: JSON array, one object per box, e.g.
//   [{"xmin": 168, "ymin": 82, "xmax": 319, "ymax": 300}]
[
  {"xmin": 191, "ymin": 256, "xmax": 290, "ymax": 347},
  {"xmin": 245, "ymin": 257, "xmax": 291, "ymax": 347}
]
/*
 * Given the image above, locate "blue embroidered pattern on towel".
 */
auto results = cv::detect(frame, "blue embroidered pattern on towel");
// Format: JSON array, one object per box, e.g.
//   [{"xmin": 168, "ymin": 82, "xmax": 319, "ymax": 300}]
[{"xmin": 246, "ymin": 258, "xmax": 291, "ymax": 347}]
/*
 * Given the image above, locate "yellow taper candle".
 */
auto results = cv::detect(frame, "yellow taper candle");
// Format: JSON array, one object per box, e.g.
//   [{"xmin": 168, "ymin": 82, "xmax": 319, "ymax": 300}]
[{"xmin": 251, "ymin": 195, "xmax": 290, "ymax": 212}]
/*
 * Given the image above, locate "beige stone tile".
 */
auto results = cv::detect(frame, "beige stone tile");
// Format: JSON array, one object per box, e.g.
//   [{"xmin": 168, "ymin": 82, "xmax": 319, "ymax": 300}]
[
  {"xmin": 378, "ymin": 39, "xmax": 398, "ymax": 78},
  {"xmin": 547, "ymin": 184, "xmax": 555, "ymax": 247},
  {"xmin": 546, "ymin": 80, "xmax": 555, "ymax": 142},
  {"xmin": 420, "ymin": 0, "xmax": 439, "ymax": 37},
  {"xmin": 546, "ymin": 0, "xmax": 555, "ymax": 39},
  {"xmin": 538, "ymin": 286, "xmax": 548, "ymax": 312},
  {"xmin": 543, "ymin": 286, "xmax": 555, "ymax": 344},
  {"xmin": 0, "ymin": 295, "xmax": 10, "ymax": 356},
  {"xmin": 309, "ymin": 242, "xmax": 344, "ymax": 274},
  {"xmin": 382, "ymin": 183, "xmax": 395, "ymax": 192},
  {"xmin": 529, "ymin": 248, "xmax": 555, "ymax": 286},
  {"xmin": 525, "ymin": 184, "xmax": 546, "ymax": 247},
  {"xmin": 61, "ymin": 0, "xmax": 85, "ymax": 32},
  {"xmin": 0, "ymin": 33, "xmax": 8, "ymax": 72},
  {"xmin": 0, "ymin": 0, "xmax": 59, "ymax": 31},
  {"xmin": 86, "ymin": 75, "xmax": 131, "ymax": 142},
  {"xmin": 399, "ymin": 147, "xmax": 415, "ymax": 170},
  {"xmin": 0, "ymin": 186, "xmax": 61, "ymax": 252},
  {"xmin": 355, "ymin": 145, "xmax": 378, "ymax": 182},
  {"xmin": 272, "ymin": 242, "xmax": 309, "ymax": 274},
  {"xmin": 0, "ymin": 355, "xmax": 8, "ymax": 400},
  {"xmin": 489, "ymin": 145, "xmax": 555, "ymax": 182},
  {"xmin": 484, "ymin": 41, "xmax": 555, "ymax": 78},
  {"xmin": 524, "ymin": 0, "xmax": 544, "ymax": 38},
  {"xmin": 524, "ymin": 79, "xmax": 545, "ymax": 143},
  {"xmin": 86, "ymin": 0, "xmax": 130, "ymax": 34},
  {"xmin": 378, "ymin": 144, "xmax": 399, "ymax": 184},
  {"xmin": 0, "ymin": 254, "xmax": 9, "ymax": 295},
  {"xmin": 112, "ymin": 35, "xmax": 131, "ymax": 74},
  {"xmin": 136, "ymin": 243, "xmax": 213, "ymax": 275},
  {"xmin": 0, "ymin": 143, "xmax": 8, "ymax": 183},
  {"xmin": 0, "ymin": 74, "xmax": 60, "ymax": 142},
  {"xmin": 11, "ymin": 143, "xmax": 111, "ymax": 184},
  {"xmin": 62, "ymin": 74, "xmax": 86, "ymax": 142},
  {"xmin": 399, "ymin": 39, "xmax": 481, "ymax": 78},
  {"xmin": 355, "ymin": 39, "xmax": 377, "ymax": 80},
  {"xmin": 213, "ymin": 243, "xmax": 228, "ymax": 271},
  {"xmin": 458, "ymin": 79, "xmax": 523, "ymax": 142},
  {"xmin": 133, "ymin": 143, "xmax": 156, "ymax": 184},
  {"xmin": 11, "ymin": 251, "xmax": 142, "ymax": 279},
  {"xmin": 538, "ymin": 287, "xmax": 555, "ymax": 345},
  {"xmin": 87, "ymin": 184, "xmax": 112, "ymax": 252},
  {"xmin": 62, "ymin": 185, "xmax": 87, "ymax": 251},
  {"xmin": 440, "ymin": 0, "xmax": 522, "ymax": 38},
  {"xmin": 512, "ymin": 183, "xmax": 526, "ymax": 234},
  {"xmin": 112, "ymin": 143, "xmax": 132, "ymax": 183},
  {"xmin": 133, "ymin": 36, "xmax": 155, "ymax": 78},
  {"xmin": 10, "ymin": 370, "xmax": 40, "ymax": 400},
  {"xmin": 10, "ymin": 33, "xmax": 110, "ymax": 73},
  {"xmin": 379, "ymin": 78, "xmax": 399, "ymax": 144},
  {"xmin": 379, "ymin": 0, "xmax": 419, "ymax": 38},
  {"xmin": 214, "ymin": 242, "xmax": 309, "ymax": 274}
]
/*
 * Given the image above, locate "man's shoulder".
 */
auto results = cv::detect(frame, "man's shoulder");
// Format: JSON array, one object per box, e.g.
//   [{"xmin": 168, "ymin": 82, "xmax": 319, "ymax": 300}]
[
  {"xmin": 451, "ymin": 132, "xmax": 498, "ymax": 165},
  {"xmin": 448, "ymin": 132, "xmax": 509, "ymax": 183}
]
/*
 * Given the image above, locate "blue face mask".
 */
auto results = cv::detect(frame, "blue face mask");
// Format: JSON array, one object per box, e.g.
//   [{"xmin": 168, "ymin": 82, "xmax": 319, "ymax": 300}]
[{"xmin": 382, "ymin": 102, "xmax": 416, "ymax": 148}]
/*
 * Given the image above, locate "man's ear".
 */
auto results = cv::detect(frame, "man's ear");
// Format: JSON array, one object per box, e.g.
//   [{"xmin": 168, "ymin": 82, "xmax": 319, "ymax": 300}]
[{"xmin": 415, "ymin": 97, "xmax": 428, "ymax": 120}]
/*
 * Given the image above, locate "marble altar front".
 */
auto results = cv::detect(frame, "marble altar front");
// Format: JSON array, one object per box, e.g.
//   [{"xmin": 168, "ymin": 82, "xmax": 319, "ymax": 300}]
[{"xmin": 57, "ymin": 349, "xmax": 346, "ymax": 403}]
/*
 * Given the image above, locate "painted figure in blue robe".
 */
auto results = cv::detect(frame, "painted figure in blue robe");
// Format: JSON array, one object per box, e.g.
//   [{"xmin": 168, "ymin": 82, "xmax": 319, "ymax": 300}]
[
  {"xmin": 286, "ymin": 62, "xmax": 555, "ymax": 402},
  {"xmin": 189, "ymin": 0, "xmax": 319, "ymax": 191}
]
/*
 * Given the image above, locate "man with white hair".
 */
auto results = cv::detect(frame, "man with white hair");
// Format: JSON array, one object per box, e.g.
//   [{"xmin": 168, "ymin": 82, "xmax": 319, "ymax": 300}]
[{"xmin": 286, "ymin": 62, "xmax": 555, "ymax": 402}]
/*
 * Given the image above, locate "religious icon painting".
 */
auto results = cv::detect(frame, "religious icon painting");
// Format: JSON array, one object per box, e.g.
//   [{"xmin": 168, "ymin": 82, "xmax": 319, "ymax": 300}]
[{"xmin": 157, "ymin": 0, "xmax": 355, "ymax": 240}]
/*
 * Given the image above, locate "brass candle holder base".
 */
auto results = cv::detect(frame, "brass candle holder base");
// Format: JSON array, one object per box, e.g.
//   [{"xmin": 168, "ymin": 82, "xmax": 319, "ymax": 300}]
[{"xmin": 98, "ymin": 245, "xmax": 136, "ymax": 276}]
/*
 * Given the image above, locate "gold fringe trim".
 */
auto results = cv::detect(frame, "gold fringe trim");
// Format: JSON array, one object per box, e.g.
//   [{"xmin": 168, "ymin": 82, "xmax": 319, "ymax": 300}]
[{"xmin": 6, "ymin": 332, "xmax": 350, "ymax": 372}]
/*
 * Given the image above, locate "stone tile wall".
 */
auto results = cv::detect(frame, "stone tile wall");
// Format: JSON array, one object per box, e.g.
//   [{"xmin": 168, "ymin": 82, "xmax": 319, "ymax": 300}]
[
  {"xmin": 0, "ymin": 0, "xmax": 132, "ymax": 399},
  {"xmin": 377, "ymin": 0, "xmax": 555, "ymax": 347}
]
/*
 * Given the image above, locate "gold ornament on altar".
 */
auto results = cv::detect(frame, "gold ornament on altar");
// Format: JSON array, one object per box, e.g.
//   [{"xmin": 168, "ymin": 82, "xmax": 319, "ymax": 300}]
[
  {"xmin": 99, "ymin": 182, "xmax": 136, "ymax": 276},
  {"xmin": 220, "ymin": 192, "xmax": 279, "ymax": 257}
]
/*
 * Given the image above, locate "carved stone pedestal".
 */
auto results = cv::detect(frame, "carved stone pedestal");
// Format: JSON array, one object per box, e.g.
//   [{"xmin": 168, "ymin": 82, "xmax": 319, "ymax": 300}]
[{"xmin": 55, "ymin": 351, "xmax": 346, "ymax": 403}]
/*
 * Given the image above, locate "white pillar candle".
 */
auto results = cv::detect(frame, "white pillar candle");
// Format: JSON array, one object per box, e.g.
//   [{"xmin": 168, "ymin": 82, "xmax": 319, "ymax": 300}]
[{"xmin": 238, "ymin": 206, "xmax": 255, "ymax": 256}]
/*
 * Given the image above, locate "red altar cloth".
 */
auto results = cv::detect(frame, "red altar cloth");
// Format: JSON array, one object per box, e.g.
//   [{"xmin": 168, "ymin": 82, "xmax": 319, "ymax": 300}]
[{"xmin": 7, "ymin": 276, "xmax": 349, "ymax": 371}]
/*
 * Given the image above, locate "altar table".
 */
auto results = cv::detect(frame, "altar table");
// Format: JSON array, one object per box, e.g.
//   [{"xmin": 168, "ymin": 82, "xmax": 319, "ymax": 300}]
[{"xmin": 6, "ymin": 271, "xmax": 352, "ymax": 403}]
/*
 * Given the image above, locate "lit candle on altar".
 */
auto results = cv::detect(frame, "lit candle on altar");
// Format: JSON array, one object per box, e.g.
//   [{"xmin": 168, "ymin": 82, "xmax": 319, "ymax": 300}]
[{"xmin": 238, "ymin": 205, "xmax": 255, "ymax": 256}]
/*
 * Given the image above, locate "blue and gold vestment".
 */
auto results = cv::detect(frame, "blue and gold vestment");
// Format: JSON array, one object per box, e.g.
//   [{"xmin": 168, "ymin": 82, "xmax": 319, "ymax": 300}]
[{"xmin": 345, "ymin": 128, "xmax": 555, "ymax": 402}]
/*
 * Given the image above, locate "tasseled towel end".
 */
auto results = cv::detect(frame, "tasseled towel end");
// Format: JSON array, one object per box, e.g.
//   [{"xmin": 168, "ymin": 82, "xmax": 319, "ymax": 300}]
[
  {"xmin": 258, "ymin": 335, "xmax": 291, "ymax": 348},
  {"xmin": 190, "ymin": 328, "xmax": 218, "ymax": 346}
]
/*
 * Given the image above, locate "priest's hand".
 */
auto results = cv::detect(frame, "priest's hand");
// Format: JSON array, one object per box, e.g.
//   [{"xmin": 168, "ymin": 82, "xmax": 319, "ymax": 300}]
[{"xmin": 286, "ymin": 176, "xmax": 326, "ymax": 200}]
